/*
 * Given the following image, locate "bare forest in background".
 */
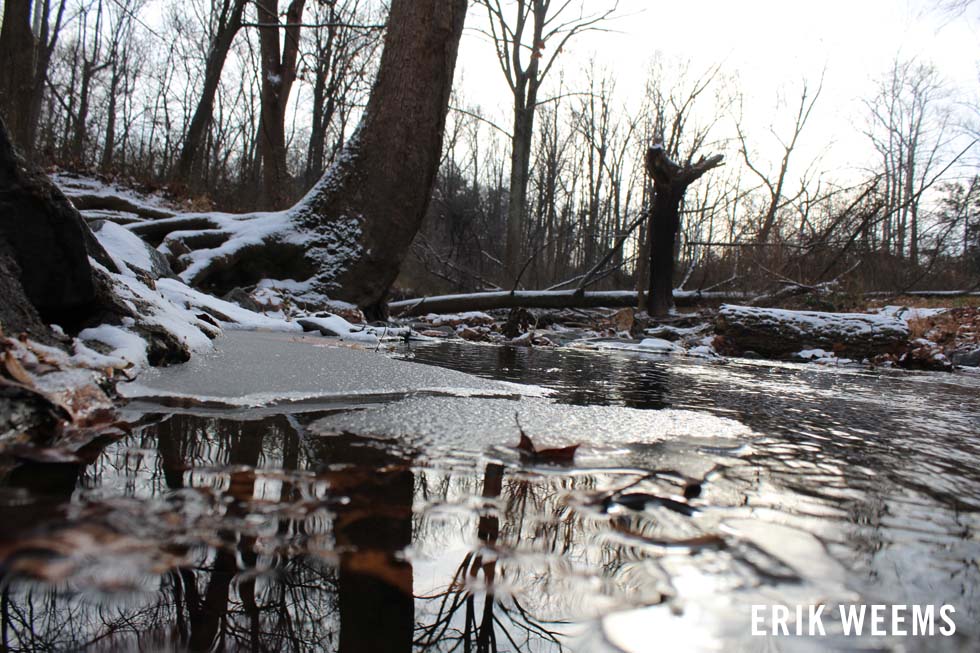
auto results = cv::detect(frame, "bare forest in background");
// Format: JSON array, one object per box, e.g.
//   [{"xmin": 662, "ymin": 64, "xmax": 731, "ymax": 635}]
[{"xmin": 1, "ymin": 0, "xmax": 978, "ymax": 306}]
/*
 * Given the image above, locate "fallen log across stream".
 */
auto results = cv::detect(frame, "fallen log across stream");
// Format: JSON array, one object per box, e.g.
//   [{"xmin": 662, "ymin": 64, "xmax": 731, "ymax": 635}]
[
  {"xmin": 714, "ymin": 304, "xmax": 909, "ymax": 358},
  {"xmin": 389, "ymin": 290, "xmax": 748, "ymax": 317}
]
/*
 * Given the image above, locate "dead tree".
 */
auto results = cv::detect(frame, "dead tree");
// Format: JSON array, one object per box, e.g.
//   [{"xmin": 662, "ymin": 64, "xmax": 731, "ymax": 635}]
[{"xmin": 644, "ymin": 144, "xmax": 723, "ymax": 317}]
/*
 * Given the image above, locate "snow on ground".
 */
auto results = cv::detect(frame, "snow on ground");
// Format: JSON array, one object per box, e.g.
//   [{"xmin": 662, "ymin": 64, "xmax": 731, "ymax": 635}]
[
  {"xmin": 157, "ymin": 279, "xmax": 302, "ymax": 333},
  {"xmin": 297, "ymin": 315, "xmax": 410, "ymax": 346},
  {"xmin": 873, "ymin": 305, "xmax": 948, "ymax": 322},
  {"xmin": 53, "ymin": 171, "xmax": 176, "ymax": 216},
  {"xmin": 93, "ymin": 221, "xmax": 158, "ymax": 275},
  {"xmin": 421, "ymin": 312, "xmax": 495, "ymax": 327},
  {"xmin": 575, "ymin": 337, "xmax": 686, "ymax": 356}
]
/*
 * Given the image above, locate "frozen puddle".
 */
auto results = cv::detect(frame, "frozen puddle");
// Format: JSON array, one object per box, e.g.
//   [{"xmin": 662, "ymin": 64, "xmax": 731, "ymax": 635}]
[{"xmin": 119, "ymin": 330, "xmax": 542, "ymax": 411}]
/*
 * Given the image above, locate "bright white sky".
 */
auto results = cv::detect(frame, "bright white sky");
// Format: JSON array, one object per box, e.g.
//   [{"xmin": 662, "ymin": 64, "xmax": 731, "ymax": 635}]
[{"xmin": 452, "ymin": 0, "xmax": 980, "ymax": 179}]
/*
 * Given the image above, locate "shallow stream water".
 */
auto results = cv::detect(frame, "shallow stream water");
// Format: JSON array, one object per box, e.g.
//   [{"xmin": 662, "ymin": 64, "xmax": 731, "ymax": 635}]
[{"xmin": 2, "ymin": 333, "xmax": 979, "ymax": 652}]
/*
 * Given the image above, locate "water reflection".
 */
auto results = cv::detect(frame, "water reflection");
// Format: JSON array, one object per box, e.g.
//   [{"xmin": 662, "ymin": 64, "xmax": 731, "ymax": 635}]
[{"xmin": 0, "ymin": 342, "xmax": 979, "ymax": 651}]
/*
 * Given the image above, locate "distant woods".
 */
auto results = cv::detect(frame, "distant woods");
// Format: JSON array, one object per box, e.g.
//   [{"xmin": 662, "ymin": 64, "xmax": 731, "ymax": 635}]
[{"xmin": 0, "ymin": 0, "xmax": 977, "ymax": 302}]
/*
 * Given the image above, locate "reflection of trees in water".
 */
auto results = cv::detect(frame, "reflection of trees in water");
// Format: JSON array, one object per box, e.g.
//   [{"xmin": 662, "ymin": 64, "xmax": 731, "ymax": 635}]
[
  {"xmin": 0, "ymin": 416, "xmax": 348, "ymax": 651},
  {"xmin": 411, "ymin": 463, "xmax": 678, "ymax": 652},
  {"xmin": 415, "ymin": 463, "xmax": 572, "ymax": 652},
  {"xmin": 1, "ymin": 411, "xmax": 689, "ymax": 652}
]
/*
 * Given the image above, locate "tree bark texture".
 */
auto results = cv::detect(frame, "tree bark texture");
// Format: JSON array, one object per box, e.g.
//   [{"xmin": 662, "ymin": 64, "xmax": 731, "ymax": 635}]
[
  {"xmin": 292, "ymin": 0, "xmax": 468, "ymax": 316},
  {"xmin": 0, "ymin": 0, "xmax": 38, "ymax": 153},
  {"xmin": 256, "ymin": 0, "xmax": 306, "ymax": 209},
  {"xmin": 0, "ymin": 115, "xmax": 109, "ymax": 330},
  {"xmin": 388, "ymin": 289, "xmax": 740, "ymax": 317}
]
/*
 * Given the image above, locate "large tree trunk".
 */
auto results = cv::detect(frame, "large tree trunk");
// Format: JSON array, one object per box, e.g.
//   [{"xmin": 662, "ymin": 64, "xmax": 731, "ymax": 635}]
[
  {"xmin": 504, "ymin": 101, "xmax": 536, "ymax": 283},
  {"xmin": 173, "ymin": 0, "xmax": 246, "ymax": 185},
  {"xmin": 1, "ymin": 117, "xmax": 205, "ymax": 367},
  {"xmin": 0, "ymin": 0, "xmax": 38, "ymax": 153},
  {"xmin": 644, "ymin": 145, "xmax": 723, "ymax": 317},
  {"xmin": 0, "ymin": 116, "xmax": 110, "ymax": 331},
  {"xmin": 285, "ymin": 0, "xmax": 468, "ymax": 315}
]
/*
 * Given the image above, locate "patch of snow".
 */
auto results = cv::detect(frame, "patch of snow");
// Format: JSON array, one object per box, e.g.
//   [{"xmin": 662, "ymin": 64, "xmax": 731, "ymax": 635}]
[
  {"xmin": 93, "ymin": 221, "xmax": 155, "ymax": 275},
  {"xmin": 874, "ymin": 305, "xmax": 947, "ymax": 323},
  {"xmin": 719, "ymin": 304, "xmax": 907, "ymax": 336},
  {"xmin": 77, "ymin": 324, "xmax": 149, "ymax": 369},
  {"xmin": 796, "ymin": 348, "xmax": 831, "ymax": 360},
  {"xmin": 584, "ymin": 337, "xmax": 685, "ymax": 355},
  {"xmin": 423, "ymin": 311, "xmax": 494, "ymax": 326},
  {"xmin": 298, "ymin": 315, "xmax": 409, "ymax": 345},
  {"xmin": 688, "ymin": 345, "xmax": 718, "ymax": 358},
  {"xmin": 157, "ymin": 278, "xmax": 302, "ymax": 332}
]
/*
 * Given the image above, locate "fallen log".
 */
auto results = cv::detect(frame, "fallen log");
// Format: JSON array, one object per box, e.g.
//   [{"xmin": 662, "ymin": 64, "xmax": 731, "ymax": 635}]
[
  {"xmin": 714, "ymin": 304, "xmax": 908, "ymax": 358},
  {"xmin": 389, "ymin": 289, "xmax": 750, "ymax": 317}
]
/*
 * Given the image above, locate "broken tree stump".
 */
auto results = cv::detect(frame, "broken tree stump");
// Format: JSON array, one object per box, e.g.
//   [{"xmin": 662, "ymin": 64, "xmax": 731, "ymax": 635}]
[{"xmin": 714, "ymin": 304, "xmax": 908, "ymax": 358}]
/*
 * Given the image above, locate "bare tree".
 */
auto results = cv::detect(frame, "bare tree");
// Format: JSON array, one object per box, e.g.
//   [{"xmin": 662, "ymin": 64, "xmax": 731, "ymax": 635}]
[
  {"xmin": 135, "ymin": 0, "xmax": 469, "ymax": 317},
  {"xmin": 0, "ymin": 0, "xmax": 38, "ymax": 151},
  {"xmin": 474, "ymin": 0, "xmax": 619, "ymax": 284},
  {"xmin": 736, "ymin": 75, "xmax": 823, "ymax": 244},
  {"xmin": 173, "ymin": 0, "xmax": 248, "ymax": 184},
  {"xmin": 865, "ymin": 59, "xmax": 955, "ymax": 266},
  {"xmin": 255, "ymin": 0, "xmax": 306, "ymax": 209},
  {"xmin": 644, "ymin": 145, "xmax": 723, "ymax": 316}
]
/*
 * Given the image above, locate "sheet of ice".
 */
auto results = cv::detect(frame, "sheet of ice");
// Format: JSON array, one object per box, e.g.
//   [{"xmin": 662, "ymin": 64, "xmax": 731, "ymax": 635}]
[
  {"xmin": 310, "ymin": 395, "xmax": 751, "ymax": 465},
  {"xmin": 579, "ymin": 337, "xmax": 684, "ymax": 355},
  {"xmin": 119, "ymin": 330, "xmax": 544, "ymax": 408}
]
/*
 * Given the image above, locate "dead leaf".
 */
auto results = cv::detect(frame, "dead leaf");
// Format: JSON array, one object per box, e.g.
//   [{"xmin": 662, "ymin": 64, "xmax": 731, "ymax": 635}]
[
  {"xmin": 2, "ymin": 351, "xmax": 36, "ymax": 388},
  {"xmin": 513, "ymin": 415, "xmax": 579, "ymax": 463}
]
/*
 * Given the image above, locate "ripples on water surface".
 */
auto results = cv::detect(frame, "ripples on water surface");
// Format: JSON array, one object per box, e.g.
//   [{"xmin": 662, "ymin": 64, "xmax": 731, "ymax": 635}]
[{"xmin": 2, "ymin": 336, "xmax": 979, "ymax": 652}]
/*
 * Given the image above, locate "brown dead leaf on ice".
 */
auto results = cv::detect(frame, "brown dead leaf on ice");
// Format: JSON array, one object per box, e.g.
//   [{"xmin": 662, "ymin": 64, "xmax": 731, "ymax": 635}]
[{"xmin": 513, "ymin": 414, "xmax": 579, "ymax": 463}]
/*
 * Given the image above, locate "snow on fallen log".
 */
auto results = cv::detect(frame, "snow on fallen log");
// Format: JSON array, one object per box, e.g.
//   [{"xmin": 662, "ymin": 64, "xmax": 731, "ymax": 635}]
[
  {"xmin": 390, "ymin": 289, "xmax": 747, "ymax": 317},
  {"xmin": 714, "ymin": 304, "xmax": 909, "ymax": 358}
]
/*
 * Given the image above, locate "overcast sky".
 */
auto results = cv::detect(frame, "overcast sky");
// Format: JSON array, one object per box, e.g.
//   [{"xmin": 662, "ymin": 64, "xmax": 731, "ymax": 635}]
[{"xmin": 452, "ymin": 0, "xmax": 980, "ymax": 179}]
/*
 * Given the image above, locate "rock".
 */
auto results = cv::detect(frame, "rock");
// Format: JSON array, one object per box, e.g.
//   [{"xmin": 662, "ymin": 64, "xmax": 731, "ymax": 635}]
[
  {"xmin": 222, "ymin": 287, "xmax": 263, "ymax": 312},
  {"xmin": 951, "ymin": 348, "xmax": 980, "ymax": 368},
  {"xmin": 457, "ymin": 327, "xmax": 488, "ymax": 342},
  {"xmin": 900, "ymin": 339, "xmax": 953, "ymax": 372},
  {"xmin": 418, "ymin": 327, "xmax": 455, "ymax": 338}
]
